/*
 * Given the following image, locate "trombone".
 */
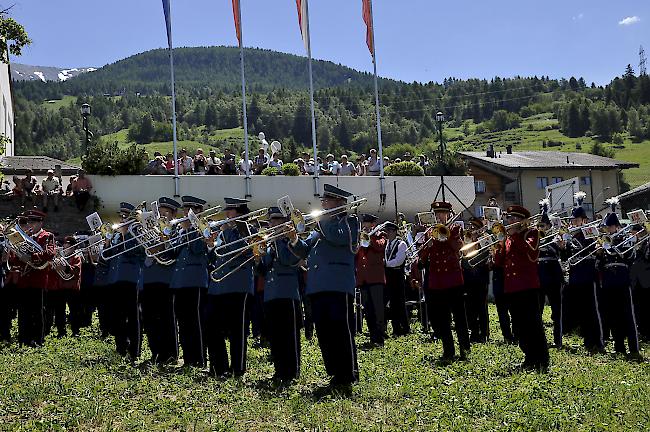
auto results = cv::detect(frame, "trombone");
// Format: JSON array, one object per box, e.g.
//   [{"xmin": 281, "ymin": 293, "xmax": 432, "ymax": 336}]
[{"xmin": 567, "ymin": 224, "xmax": 635, "ymax": 266}]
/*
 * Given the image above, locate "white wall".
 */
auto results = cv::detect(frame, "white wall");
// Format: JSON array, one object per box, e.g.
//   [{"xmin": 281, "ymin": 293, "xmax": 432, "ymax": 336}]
[
  {"xmin": 89, "ymin": 175, "xmax": 476, "ymax": 222},
  {"xmin": 0, "ymin": 62, "xmax": 13, "ymax": 156}
]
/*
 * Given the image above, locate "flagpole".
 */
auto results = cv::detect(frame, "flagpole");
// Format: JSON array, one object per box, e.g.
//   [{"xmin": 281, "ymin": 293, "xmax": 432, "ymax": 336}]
[
  {"xmin": 236, "ymin": 1, "xmax": 252, "ymax": 198},
  {"xmin": 368, "ymin": 0, "xmax": 385, "ymax": 203},
  {"xmin": 162, "ymin": 0, "xmax": 180, "ymax": 197},
  {"xmin": 304, "ymin": 0, "xmax": 319, "ymax": 197}
]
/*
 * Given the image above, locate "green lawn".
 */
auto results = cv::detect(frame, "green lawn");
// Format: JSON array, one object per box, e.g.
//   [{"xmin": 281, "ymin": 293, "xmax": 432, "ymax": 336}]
[
  {"xmin": 1, "ymin": 306, "xmax": 648, "ymax": 431},
  {"xmin": 41, "ymin": 95, "xmax": 78, "ymax": 112}
]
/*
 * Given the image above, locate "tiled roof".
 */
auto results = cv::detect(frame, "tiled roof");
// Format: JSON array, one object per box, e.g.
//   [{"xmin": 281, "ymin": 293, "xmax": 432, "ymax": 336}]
[
  {"xmin": 0, "ymin": 156, "xmax": 81, "ymax": 174},
  {"xmin": 459, "ymin": 151, "xmax": 638, "ymax": 170},
  {"xmin": 618, "ymin": 181, "xmax": 650, "ymax": 201}
]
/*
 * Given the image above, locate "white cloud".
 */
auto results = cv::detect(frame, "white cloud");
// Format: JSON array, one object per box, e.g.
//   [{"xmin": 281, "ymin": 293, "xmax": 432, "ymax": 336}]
[
  {"xmin": 619, "ymin": 16, "xmax": 640, "ymax": 26},
  {"xmin": 572, "ymin": 13, "xmax": 584, "ymax": 21}
]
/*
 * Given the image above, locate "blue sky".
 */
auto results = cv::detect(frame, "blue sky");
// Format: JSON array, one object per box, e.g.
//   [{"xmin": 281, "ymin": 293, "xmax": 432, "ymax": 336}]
[{"xmin": 9, "ymin": 0, "xmax": 649, "ymax": 84}]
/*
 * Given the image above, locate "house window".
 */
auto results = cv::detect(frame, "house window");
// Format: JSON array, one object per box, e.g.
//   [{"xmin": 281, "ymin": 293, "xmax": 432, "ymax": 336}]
[
  {"xmin": 536, "ymin": 177, "xmax": 549, "ymax": 189},
  {"xmin": 475, "ymin": 180, "xmax": 486, "ymax": 194},
  {"xmin": 476, "ymin": 205, "xmax": 484, "ymax": 217},
  {"xmin": 551, "ymin": 177, "xmax": 563, "ymax": 184},
  {"xmin": 580, "ymin": 176, "xmax": 591, "ymax": 186}
]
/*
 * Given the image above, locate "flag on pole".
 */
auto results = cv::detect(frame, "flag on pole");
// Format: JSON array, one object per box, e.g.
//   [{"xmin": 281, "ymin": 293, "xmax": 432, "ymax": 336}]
[
  {"xmin": 161, "ymin": 0, "xmax": 173, "ymax": 49},
  {"xmin": 362, "ymin": 0, "xmax": 374, "ymax": 56},
  {"xmin": 232, "ymin": 0, "xmax": 242, "ymax": 46},
  {"xmin": 295, "ymin": 0, "xmax": 310, "ymax": 52}
]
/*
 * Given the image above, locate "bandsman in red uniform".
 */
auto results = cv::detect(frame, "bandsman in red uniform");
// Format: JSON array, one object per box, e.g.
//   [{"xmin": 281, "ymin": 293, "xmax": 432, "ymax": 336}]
[
  {"xmin": 8, "ymin": 210, "xmax": 56, "ymax": 347},
  {"xmin": 493, "ymin": 205, "xmax": 549, "ymax": 371},
  {"xmin": 419, "ymin": 201, "xmax": 470, "ymax": 361},
  {"xmin": 355, "ymin": 214, "xmax": 387, "ymax": 346}
]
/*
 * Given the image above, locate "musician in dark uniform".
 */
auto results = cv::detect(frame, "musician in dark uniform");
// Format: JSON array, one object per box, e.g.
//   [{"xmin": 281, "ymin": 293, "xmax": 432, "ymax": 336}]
[
  {"xmin": 419, "ymin": 201, "xmax": 470, "ymax": 361},
  {"xmin": 8, "ymin": 210, "xmax": 55, "ymax": 347},
  {"xmin": 597, "ymin": 211, "xmax": 642, "ymax": 360},
  {"xmin": 103, "ymin": 202, "xmax": 144, "ymax": 360},
  {"xmin": 142, "ymin": 197, "xmax": 181, "ymax": 364},
  {"xmin": 493, "ymin": 205, "xmax": 549, "ymax": 371},
  {"xmin": 565, "ymin": 203, "xmax": 604, "ymax": 352},
  {"xmin": 170, "ymin": 196, "xmax": 209, "ymax": 367},
  {"xmin": 462, "ymin": 217, "xmax": 490, "ymax": 343},
  {"xmin": 93, "ymin": 241, "xmax": 114, "ymax": 339},
  {"xmin": 206, "ymin": 197, "xmax": 255, "ymax": 377},
  {"xmin": 631, "ymin": 224, "xmax": 650, "ymax": 341},
  {"xmin": 384, "ymin": 221, "xmax": 411, "ymax": 336},
  {"xmin": 257, "ymin": 207, "xmax": 302, "ymax": 382},
  {"xmin": 537, "ymin": 213, "xmax": 564, "ymax": 348},
  {"xmin": 0, "ymin": 224, "xmax": 13, "ymax": 343},
  {"xmin": 355, "ymin": 214, "xmax": 387, "ymax": 346},
  {"xmin": 289, "ymin": 184, "xmax": 361, "ymax": 386}
]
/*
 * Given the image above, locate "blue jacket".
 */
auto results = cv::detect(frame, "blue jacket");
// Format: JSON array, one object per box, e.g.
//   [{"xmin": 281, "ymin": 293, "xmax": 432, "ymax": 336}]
[
  {"xmin": 208, "ymin": 226, "xmax": 254, "ymax": 296},
  {"xmin": 289, "ymin": 214, "xmax": 360, "ymax": 296},
  {"xmin": 170, "ymin": 229, "xmax": 209, "ymax": 289},
  {"xmin": 142, "ymin": 256, "xmax": 175, "ymax": 286},
  {"xmin": 258, "ymin": 237, "xmax": 302, "ymax": 302},
  {"xmin": 104, "ymin": 232, "xmax": 143, "ymax": 284}
]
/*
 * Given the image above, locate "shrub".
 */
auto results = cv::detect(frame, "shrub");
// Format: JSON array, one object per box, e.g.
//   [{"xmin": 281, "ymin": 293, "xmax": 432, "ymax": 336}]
[
  {"xmin": 611, "ymin": 132, "xmax": 624, "ymax": 145},
  {"xmin": 384, "ymin": 161, "xmax": 424, "ymax": 176},
  {"xmin": 383, "ymin": 143, "xmax": 418, "ymax": 161},
  {"xmin": 82, "ymin": 140, "xmax": 148, "ymax": 175},
  {"xmin": 281, "ymin": 163, "xmax": 300, "ymax": 176},
  {"xmin": 261, "ymin": 166, "xmax": 279, "ymax": 176}
]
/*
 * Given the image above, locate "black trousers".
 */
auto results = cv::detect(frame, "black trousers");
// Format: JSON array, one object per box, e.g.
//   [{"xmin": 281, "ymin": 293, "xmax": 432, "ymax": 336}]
[
  {"xmin": 508, "ymin": 289, "xmax": 549, "ymax": 368},
  {"xmin": 601, "ymin": 283, "xmax": 639, "ymax": 354},
  {"xmin": 540, "ymin": 262, "xmax": 564, "ymax": 347},
  {"xmin": 359, "ymin": 283, "xmax": 385, "ymax": 344},
  {"xmin": 572, "ymin": 281, "xmax": 604, "ymax": 350},
  {"xmin": 95, "ymin": 285, "xmax": 114, "ymax": 337},
  {"xmin": 494, "ymin": 292, "xmax": 516, "ymax": 343},
  {"xmin": 250, "ymin": 289, "xmax": 266, "ymax": 340},
  {"xmin": 310, "ymin": 292, "xmax": 359, "ymax": 384},
  {"xmin": 265, "ymin": 298, "xmax": 301, "ymax": 380},
  {"xmin": 142, "ymin": 283, "xmax": 178, "ymax": 363},
  {"xmin": 174, "ymin": 287, "xmax": 205, "ymax": 367},
  {"xmin": 465, "ymin": 281, "xmax": 489, "ymax": 343},
  {"xmin": 426, "ymin": 287, "xmax": 470, "ymax": 358},
  {"xmin": 385, "ymin": 268, "xmax": 410, "ymax": 336},
  {"xmin": 17, "ymin": 287, "xmax": 44, "ymax": 347},
  {"xmin": 46, "ymin": 290, "xmax": 69, "ymax": 337},
  {"xmin": 635, "ymin": 288, "xmax": 650, "ymax": 341},
  {"xmin": 206, "ymin": 292, "xmax": 249, "ymax": 376},
  {"xmin": 113, "ymin": 281, "xmax": 141, "ymax": 359},
  {"xmin": 0, "ymin": 286, "xmax": 16, "ymax": 342}
]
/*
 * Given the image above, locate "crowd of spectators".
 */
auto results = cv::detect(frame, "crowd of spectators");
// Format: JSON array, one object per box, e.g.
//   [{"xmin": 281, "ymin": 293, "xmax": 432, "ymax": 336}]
[
  {"xmin": 3, "ymin": 168, "xmax": 93, "ymax": 213},
  {"xmin": 144, "ymin": 147, "xmax": 433, "ymax": 176}
]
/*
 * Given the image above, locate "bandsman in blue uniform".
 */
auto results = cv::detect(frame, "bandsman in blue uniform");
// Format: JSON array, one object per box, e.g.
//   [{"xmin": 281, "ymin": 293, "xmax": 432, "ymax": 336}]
[
  {"xmin": 537, "ymin": 213, "xmax": 564, "ymax": 347},
  {"xmin": 289, "ymin": 184, "xmax": 360, "ymax": 386},
  {"xmin": 256, "ymin": 207, "xmax": 303, "ymax": 382},
  {"xmin": 142, "ymin": 197, "xmax": 181, "ymax": 364},
  {"xmin": 597, "ymin": 211, "xmax": 642, "ymax": 360},
  {"xmin": 103, "ymin": 202, "xmax": 144, "ymax": 360},
  {"xmin": 206, "ymin": 197, "xmax": 255, "ymax": 377},
  {"xmin": 170, "ymin": 196, "xmax": 209, "ymax": 367}
]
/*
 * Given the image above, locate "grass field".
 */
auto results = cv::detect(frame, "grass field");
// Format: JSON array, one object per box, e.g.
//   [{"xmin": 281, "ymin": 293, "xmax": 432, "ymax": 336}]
[
  {"xmin": 41, "ymin": 96, "xmax": 78, "ymax": 112},
  {"xmin": 1, "ymin": 306, "xmax": 648, "ymax": 431}
]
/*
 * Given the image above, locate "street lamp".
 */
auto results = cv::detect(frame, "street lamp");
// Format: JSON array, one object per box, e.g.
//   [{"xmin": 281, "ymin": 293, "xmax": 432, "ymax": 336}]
[{"xmin": 81, "ymin": 103, "xmax": 93, "ymax": 156}]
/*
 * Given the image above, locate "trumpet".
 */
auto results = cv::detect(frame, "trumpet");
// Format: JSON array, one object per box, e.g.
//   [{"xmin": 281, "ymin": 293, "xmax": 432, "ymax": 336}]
[
  {"xmin": 360, "ymin": 221, "xmax": 389, "ymax": 248},
  {"xmin": 51, "ymin": 250, "xmax": 77, "ymax": 281},
  {"xmin": 405, "ymin": 211, "xmax": 463, "ymax": 260}
]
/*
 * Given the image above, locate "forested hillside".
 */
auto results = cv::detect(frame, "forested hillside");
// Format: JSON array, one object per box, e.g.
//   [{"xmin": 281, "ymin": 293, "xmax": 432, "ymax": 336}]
[{"xmin": 12, "ymin": 46, "xmax": 650, "ymax": 169}]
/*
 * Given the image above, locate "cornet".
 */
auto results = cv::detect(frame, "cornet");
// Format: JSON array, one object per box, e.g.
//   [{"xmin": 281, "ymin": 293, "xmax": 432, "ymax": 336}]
[{"xmin": 360, "ymin": 221, "xmax": 389, "ymax": 248}]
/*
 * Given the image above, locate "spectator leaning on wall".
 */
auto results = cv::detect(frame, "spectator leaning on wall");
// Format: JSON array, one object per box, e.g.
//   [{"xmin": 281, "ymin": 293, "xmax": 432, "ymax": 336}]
[
  {"xmin": 72, "ymin": 170, "xmax": 93, "ymax": 212},
  {"xmin": 41, "ymin": 169, "xmax": 61, "ymax": 212}
]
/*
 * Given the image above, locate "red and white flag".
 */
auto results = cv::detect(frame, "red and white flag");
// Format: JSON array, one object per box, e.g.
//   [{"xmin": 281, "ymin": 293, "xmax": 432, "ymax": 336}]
[
  {"xmin": 295, "ymin": 0, "xmax": 310, "ymax": 52},
  {"xmin": 232, "ymin": 0, "xmax": 242, "ymax": 46},
  {"xmin": 362, "ymin": 0, "xmax": 374, "ymax": 56}
]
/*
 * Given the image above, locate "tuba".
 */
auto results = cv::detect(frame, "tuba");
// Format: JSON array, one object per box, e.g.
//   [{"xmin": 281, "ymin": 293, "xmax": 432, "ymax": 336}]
[{"xmin": 5, "ymin": 222, "xmax": 49, "ymax": 270}]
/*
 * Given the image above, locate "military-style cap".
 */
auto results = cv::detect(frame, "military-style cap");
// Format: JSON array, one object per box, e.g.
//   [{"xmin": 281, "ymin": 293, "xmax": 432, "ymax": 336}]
[
  {"xmin": 224, "ymin": 197, "xmax": 250, "ymax": 209},
  {"xmin": 540, "ymin": 214, "xmax": 552, "ymax": 226},
  {"xmin": 323, "ymin": 184, "xmax": 353, "ymax": 200},
  {"xmin": 267, "ymin": 207, "xmax": 285, "ymax": 219},
  {"xmin": 468, "ymin": 217, "xmax": 484, "ymax": 229},
  {"xmin": 431, "ymin": 201, "xmax": 453, "ymax": 212},
  {"xmin": 362, "ymin": 214, "xmax": 379, "ymax": 223},
  {"xmin": 182, "ymin": 196, "xmax": 207, "ymax": 208},
  {"xmin": 22, "ymin": 209, "xmax": 46, "ymax": 221},
  {"xmin": 505, "ymin": 205, "xmax": 531, "ymax": 219},
  {"xmin": 118, "ymin": 202, "xmax": 135, "ymax": 214},
  {"xmin": 571, "ymin": 207, "xmax": 587, "ymax": 219},
  {"xmin": 604, "ymin": 213, "xmax": 621, "ymax": 227},
  {"xmin": 158, "ymin": 197, "xmax": 181, "ymax": 210},
  {"xmin": 384, "ymin": 221, "xmax": 399, "ymax": 231}
]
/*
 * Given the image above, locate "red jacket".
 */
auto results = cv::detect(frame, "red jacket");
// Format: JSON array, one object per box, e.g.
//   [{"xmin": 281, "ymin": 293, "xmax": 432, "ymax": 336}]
[
  {"xmin": 419, "ymin": 225, "xmax": 464, "ymax": 290},
  {"xmin": 493, "ymin": 229, "xmax": 540, "ymax": 294},
  {"xmin": 355, "ymin": 234, "xmax": 386, "ymax": 286},
  {"xmin": 8, "ymin": 229, "xmax": 56, "ymax": 289},
  {"xmin": 54, "ymin": 254, "xmax": 82, "ymax": 291}
]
